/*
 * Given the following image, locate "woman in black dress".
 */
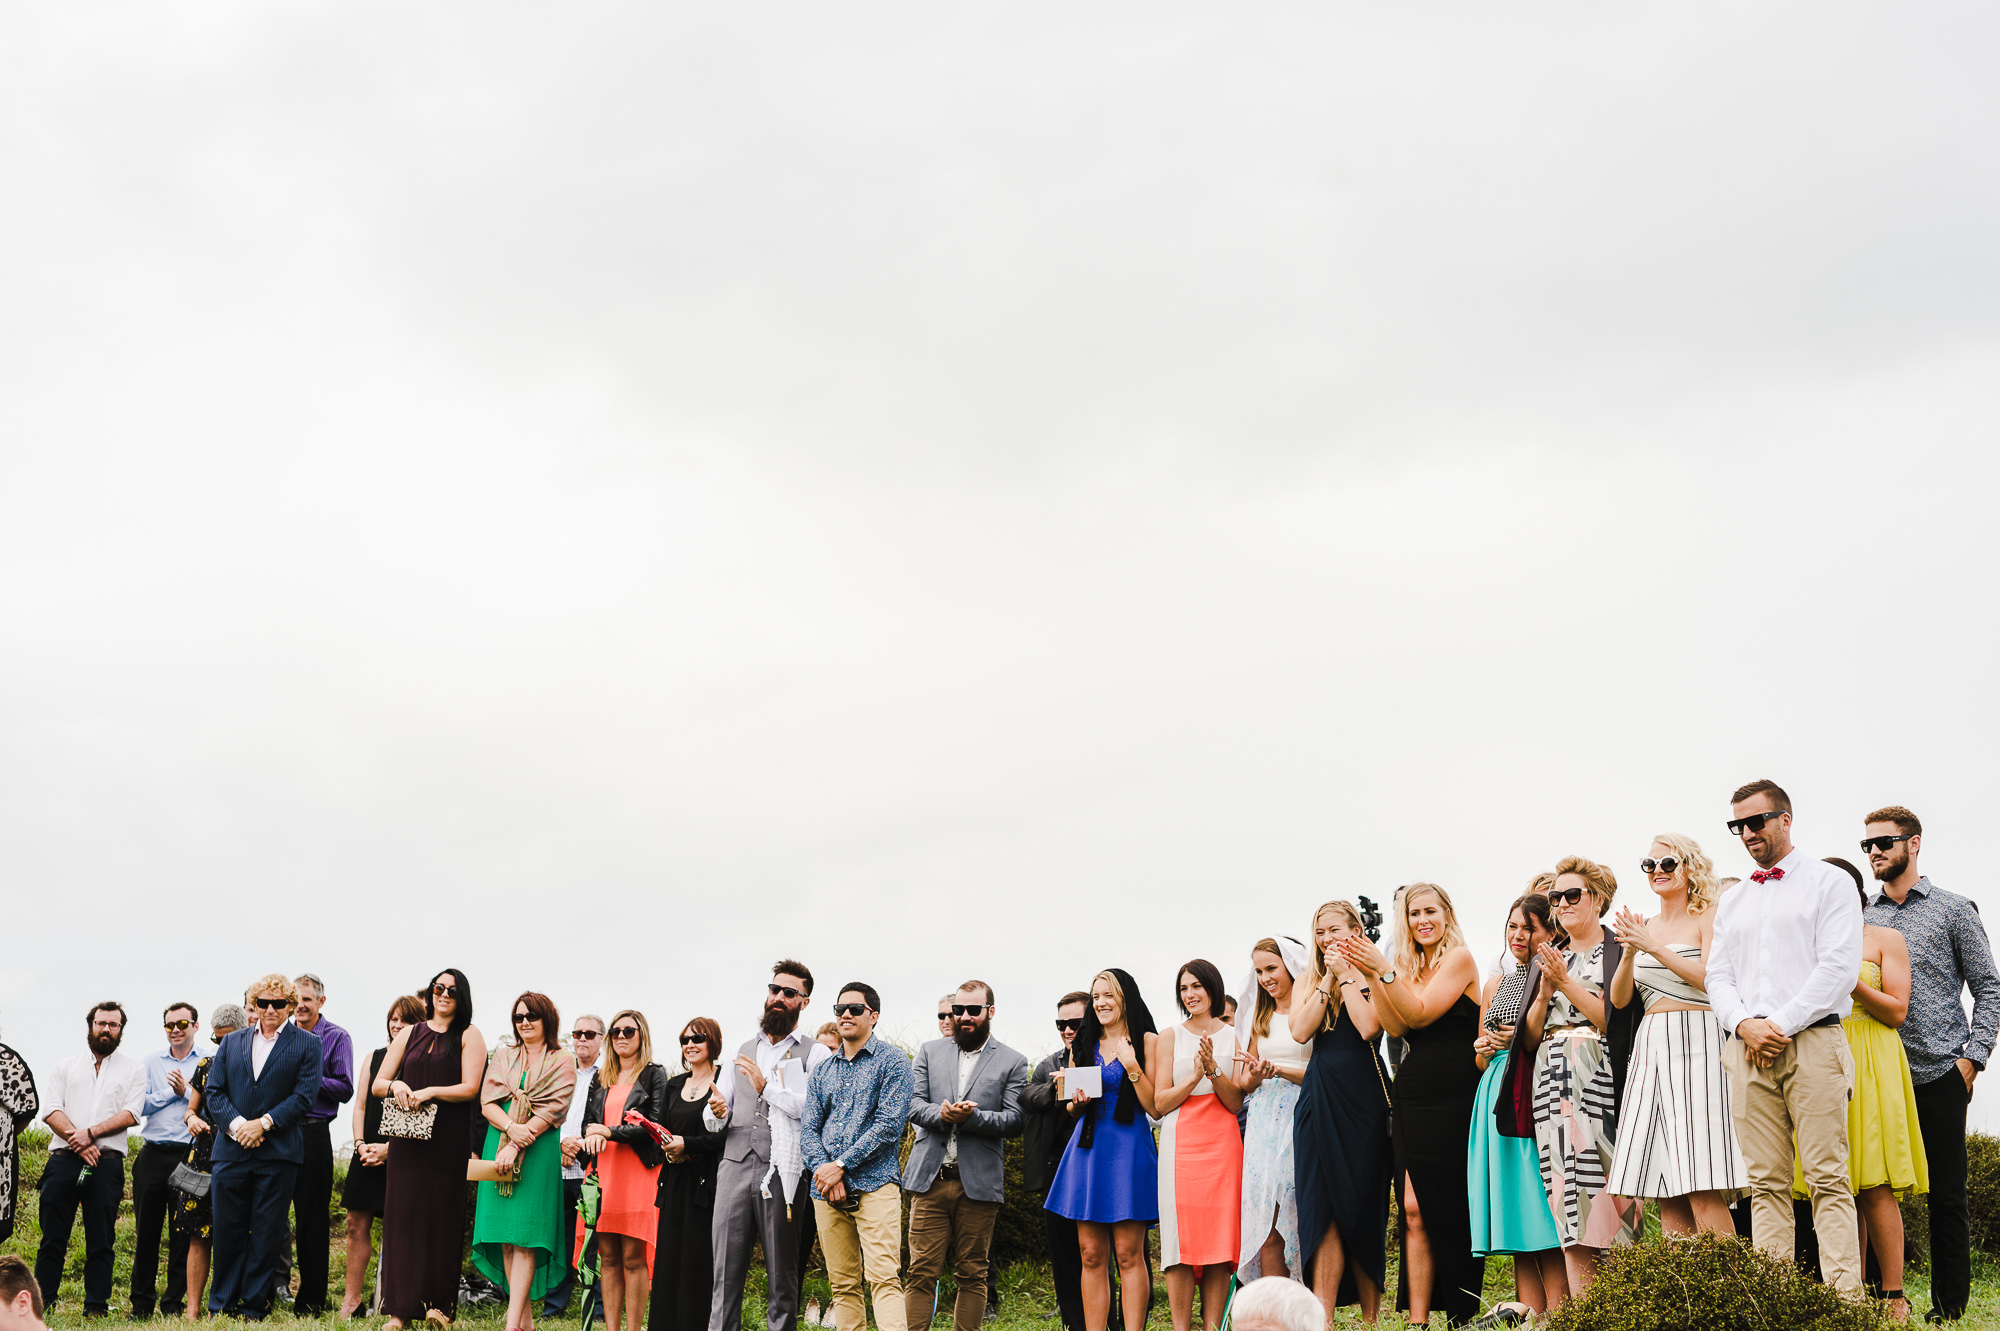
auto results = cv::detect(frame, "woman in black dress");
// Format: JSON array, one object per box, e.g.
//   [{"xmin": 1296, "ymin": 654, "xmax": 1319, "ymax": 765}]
[
  {"xmin": 649, "ymin": 1018, "xmax": 726, "ymax": 1331},
  {"xmin": 375, "ymin": 969, "xmax": 487, "ymax": 1329},
  {"xmin": 1290, "ymin": 900, "xmax": 1392, "ymax": 1325},
  {"xmin": 341, "ymin": 995, "xmax": 427, "ymax": 1318},
  {"xmin": 1340, "ymin": 884, "xmax": 1487, "ymax": 1326},
  {"xmin": 177, "ymin": 1004, "xmax": 245, "ymax": 1320}
]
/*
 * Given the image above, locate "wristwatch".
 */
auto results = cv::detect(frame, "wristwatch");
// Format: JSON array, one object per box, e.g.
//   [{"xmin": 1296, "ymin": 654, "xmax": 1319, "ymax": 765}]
[{"xmin": 1377, "ymin": 968, "xmax": 1398, "ymax": 986}]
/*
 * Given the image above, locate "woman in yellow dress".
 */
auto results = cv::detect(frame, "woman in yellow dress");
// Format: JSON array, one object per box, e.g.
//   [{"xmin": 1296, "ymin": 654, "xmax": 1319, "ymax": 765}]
[{"xmin": 1799, "ymin": 859, "xmax": 1927, "ymax": 1322}]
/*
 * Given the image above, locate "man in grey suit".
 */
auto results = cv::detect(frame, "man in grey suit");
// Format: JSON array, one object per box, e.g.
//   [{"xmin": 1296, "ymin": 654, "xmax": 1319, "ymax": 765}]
[
  {"xmin": 901, "ymin": 982, "xmax": 1028, "ymax": 1331},
  {"xmin": 707, "ymin": 960, "xmax": 834, "ymax": 1331}
]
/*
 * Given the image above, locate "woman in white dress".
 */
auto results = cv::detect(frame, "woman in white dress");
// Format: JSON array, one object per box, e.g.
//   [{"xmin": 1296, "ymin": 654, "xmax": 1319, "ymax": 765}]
[{"xmin": 1233, "ymin": 937, "xmax": 1311, "ymax": 1281}]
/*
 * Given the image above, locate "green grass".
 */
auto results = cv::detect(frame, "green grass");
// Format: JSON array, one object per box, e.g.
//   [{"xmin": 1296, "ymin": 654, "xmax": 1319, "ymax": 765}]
[{"xmin": 11, "ymin": 1129, "xmax": 2000, "ymax": 1329}]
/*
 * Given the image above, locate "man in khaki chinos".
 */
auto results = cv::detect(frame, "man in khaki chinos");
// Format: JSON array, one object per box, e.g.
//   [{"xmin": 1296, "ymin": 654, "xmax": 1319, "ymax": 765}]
[{"xmin": 1705, "ymin": 779, "xmax": 1862, "ymax": 1291}]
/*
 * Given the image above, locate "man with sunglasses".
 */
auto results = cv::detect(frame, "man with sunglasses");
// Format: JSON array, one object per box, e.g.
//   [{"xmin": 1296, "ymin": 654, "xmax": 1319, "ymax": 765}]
[
  {"xmin": 131, "ymin": 1003, "xmax": 202, "ymax": 1317},
  {"xmin": 1706, "ymin": 779, "xmax": 1863, "ymax": 1291},
  {"xmin": 902, "ymin": 983, "xmax": 1027, "ymax": 1331},
  {"xmin": 707, "ymin": 960, "xmax": 832, "ymax": 1331},
  {"xmin": 1020, "ymin": 992, "xmax": 1091, "ymax": 1331},
  {"xmin": 545, "ymin": 1014, "xmax": 605, "ymax": 1319},
  {"xmin": 1861, "ymin": 806, "xmax": 2000, "ymax": 1322},
  {"xmin": 36, "ymin": 1001, "xmax": 145, "ymax": 1315}
]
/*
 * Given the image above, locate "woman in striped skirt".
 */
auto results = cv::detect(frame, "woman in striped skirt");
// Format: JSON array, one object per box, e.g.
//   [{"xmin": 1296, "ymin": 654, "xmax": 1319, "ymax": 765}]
[{"xmin": 1604, "ymin": 835, "xmax": 1745, "ymax": 1234}]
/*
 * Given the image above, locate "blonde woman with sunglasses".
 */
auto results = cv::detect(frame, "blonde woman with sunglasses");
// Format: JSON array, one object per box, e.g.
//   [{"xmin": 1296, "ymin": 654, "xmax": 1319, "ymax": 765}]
[{"xmin": 581, "ymin": 1011, "xmax": 668, "ymax": 1331}]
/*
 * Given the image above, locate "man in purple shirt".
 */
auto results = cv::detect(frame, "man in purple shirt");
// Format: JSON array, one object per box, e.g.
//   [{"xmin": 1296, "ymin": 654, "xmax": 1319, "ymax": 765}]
[{"xmin": 288, "ymin": 974, "xmax": 353, "ymax": 1317}]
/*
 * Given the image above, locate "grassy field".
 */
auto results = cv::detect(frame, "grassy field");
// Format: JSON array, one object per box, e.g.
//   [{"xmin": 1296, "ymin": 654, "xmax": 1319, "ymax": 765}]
[{"xmin": 10, "ymin": 1131, "xmax": 2000, "ymax": 1329}]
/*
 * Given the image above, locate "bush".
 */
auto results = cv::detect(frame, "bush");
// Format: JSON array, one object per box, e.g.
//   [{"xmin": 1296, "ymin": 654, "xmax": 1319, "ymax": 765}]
[
  {"xmin": 1967, "ymin": 1130, "xmax": 2000, "ymax": 1259},
  {"xmin": 1541, "ymin": 1232, "xmax": 1888, "ymax": 1331}
]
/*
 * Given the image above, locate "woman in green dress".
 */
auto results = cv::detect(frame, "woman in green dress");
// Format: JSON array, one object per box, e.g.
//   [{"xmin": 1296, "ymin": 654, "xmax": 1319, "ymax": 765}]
[{"xmin": 472, "ymin": 991, "xmax": 577, "ymax": 1331}]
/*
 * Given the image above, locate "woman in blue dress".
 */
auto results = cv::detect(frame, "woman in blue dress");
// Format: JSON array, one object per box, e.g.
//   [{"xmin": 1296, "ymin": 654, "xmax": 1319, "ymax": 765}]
[{"xmin": 1045, "ymin": 968, "xmax": 1160, "ymax": 1331}]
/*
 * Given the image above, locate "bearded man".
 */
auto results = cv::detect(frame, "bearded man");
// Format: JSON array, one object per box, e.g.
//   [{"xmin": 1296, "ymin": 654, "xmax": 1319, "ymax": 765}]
[
  {"xmin": 35, "ymin": 1002, "xmax": 146, "ymax": 1313},
  {"xmin": 705, "ymin": 959, "xmax": 833, "ymax": 1331}
]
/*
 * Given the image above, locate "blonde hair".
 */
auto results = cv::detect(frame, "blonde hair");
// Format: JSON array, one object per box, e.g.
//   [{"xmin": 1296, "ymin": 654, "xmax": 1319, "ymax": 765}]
[
  {"xmin": 247, "ymin": 974, "xmax": 299, "ymax": 1008},
  {"xmin": 1553, "ymin": 855, "xmax": 1618, "ymax": 911},
  {"xmin": 1248, "ymin": 938, "xmax": 1289, "ymax": 1038},
  {"xmin": 1650, "ymin": 834, "xmax": 1720, "ymax": 915},
  {"xmin": 1302, "ymin": 901, "xmax": 1365, "ymax": 1032},
  {"xmin": 1389, "ymin": 883, "xmax": 1468, "ymax": 982},
  {"xmin": 601, "ymin": 1009, "xmax": 653, "ymax": 1084}
]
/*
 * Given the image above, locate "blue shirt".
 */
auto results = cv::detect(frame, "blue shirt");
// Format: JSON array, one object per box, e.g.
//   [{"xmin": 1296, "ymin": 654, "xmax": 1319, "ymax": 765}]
[
  {"xmin": 801, "ymin": 1034, "xmax": 913, "ymax": 1198},
  {"xmin": 141, "ymin": 1046, "xmax": 204, "ymax": 1144},
  {"xmin": 1865, "ymin": 876, "xmax": 2000, "ymax": 1084}
]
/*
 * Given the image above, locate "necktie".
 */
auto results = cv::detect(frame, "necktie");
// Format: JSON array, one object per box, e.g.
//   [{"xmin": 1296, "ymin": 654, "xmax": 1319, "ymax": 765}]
[{"xmin": 1750, "ymin": 866, "xmax": 1787, "ymax": 884}]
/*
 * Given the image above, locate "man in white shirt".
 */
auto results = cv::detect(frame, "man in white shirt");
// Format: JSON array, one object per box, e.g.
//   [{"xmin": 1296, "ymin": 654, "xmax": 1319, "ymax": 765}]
[
  {"xmin": 132, "ymin": 1002, "xmax": 203, "ymax": 1317},
  {"xmin": 544, "ymin": 1014, "xmax": 605, "ymax": 1319},
  {"xmin": 34, "ymin": 1001, "xmax": 145, "ymax": 1314},
  {"xmin": 1705, "ymin": 779, "xmax": 1862, "ymax": 1291},
  {"xmin": 707, "ymin": 960, "xmax": 834, "ymax": 1331}
]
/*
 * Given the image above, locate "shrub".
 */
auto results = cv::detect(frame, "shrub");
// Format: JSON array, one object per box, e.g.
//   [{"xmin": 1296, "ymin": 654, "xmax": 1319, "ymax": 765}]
[
  {"xmin": 1541, "ymin": 1232, "xmax": 1888, "ymax": 1331},
  {"xmin": 1968, "ymin": 1130, "xmax": 2000, "ymax": 1258}
]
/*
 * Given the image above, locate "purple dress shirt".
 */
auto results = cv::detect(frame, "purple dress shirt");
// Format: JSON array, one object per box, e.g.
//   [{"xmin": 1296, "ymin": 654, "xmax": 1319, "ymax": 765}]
[{"xmin": 299, "ymin": 1016, "xmax": 355, "ymax": 1121}]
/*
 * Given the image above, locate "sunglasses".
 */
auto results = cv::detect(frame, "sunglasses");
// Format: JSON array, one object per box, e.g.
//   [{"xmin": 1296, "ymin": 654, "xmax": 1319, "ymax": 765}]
[
  {"xmin": 1639, "ymin": 856, "xmax": 1681, "ymax": 875},
  {"xmin": 432, "ymin": 983, "xmax": 458, "ymax": 997},
  {"xmin": 571, "ymin": 1029, "xmax": 602, "ymax": 1041},
  {"xmin": 254, "ymin": 997, "xmax": 291, "ymax": 1010},
  {"xmin": 951, "ymin": 1004, "xmax": 987, "ymax": 1017},
  {"xmin": 609, "ymin": 1026, "xmax": 641, "ymax": 1040},
  {"xmin": 767, "ymin": 983, "xmax": 806, "ymax": 1000},
  {"xmin": 679, "ymin": 1034, "xmax": 709, "ymax": 1046},
  {"xmin": 164, "ymin": 1020, "xmax": 193, "ymax": 1032},
  {"xmin": 1860, "ymin": 834, "xmax": 1913, "ymax": 854},
  {"xmin": 1726, "ymin": 812, "xmax": 1783, "ymax": 836},
  {"xmin": 831, "ymin": 1003, "xmax": 872, "ymax": 1018},
  {"xmin": 1054, "ymin": 1018, "xmax": 1083, "ymax": 1033},
  {"xmin": 513, "ymin": 1012, "xmax": 538, "ymax": 1025},
  {"xmin": 1549, "ymin": 887, "xmax": 1590, "ymax": 907},
  {"xmin": 937, "ymin": 1012, "xmax": 952, "ymax": 1023}
]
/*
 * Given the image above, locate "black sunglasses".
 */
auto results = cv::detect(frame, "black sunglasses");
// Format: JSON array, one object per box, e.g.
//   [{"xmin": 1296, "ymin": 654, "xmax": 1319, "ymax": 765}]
[
  {"xmin": 936, "ymin": 1012, "xmax": 952, "ymax": 1022},
  {"xmin": 432, "ymin": 983, "xmax": 458, "ymax": 997},
  {"xmin": 1639, "ymin": 856, "xmax": 1681, "ymax": 875},
  {"xmin": 1054, "ymin": 1018, "xmax": 1083, "ymax": 1033},
  {"xmin": 609, "ymin": 1025, "xmax": 641, "ymax": 1039},
  {"xmin": 679, "ymin": 1034, "xmax": 709, "ymax": 1046},
  {"xmin": 513, "ymin": 1012, "xmax": 538, "ymax": 1025},
  {"xmin": 831, "ymin": 1003, "xmax": 872, "ymax": 1018},
  {"xmin": 1727, "ymin": 812, "xmax": 1784, "ymax": 835},
  {"xmin": 1860, "ymin": 834, "xmax": 1913, "ymax": 854},
  {"xmin": 1549, "ymin": 887, "xmax": 1590, "ymax": 907},
  {"xmin": 951, "ymin": 1004, "xmax": 987, "ymax": 1017},
  {"xmin": 570, "ymin": 1029, "xmax": 602, "ymax": 1041},
  {"xmin": 164, "ymin": 1020, "xmax": 193, "ymax": 1032},
  {"xmin": 768, "ymin": 983, "xmax": 805, "ymax": 1000},
  {"xmin": 254, "ymin": 997, "xmax": 290, "ymax": 1010}
]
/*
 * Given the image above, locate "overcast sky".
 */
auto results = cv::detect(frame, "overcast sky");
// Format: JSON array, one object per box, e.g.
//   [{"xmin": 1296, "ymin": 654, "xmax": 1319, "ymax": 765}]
[{"xmin": 5, "ymin": 4, "xmax": 1999, "ymax": 1136}]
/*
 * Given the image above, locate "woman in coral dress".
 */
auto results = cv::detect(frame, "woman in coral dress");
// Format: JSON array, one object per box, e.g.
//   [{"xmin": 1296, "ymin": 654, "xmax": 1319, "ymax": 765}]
[{"xmin": 1153, "ymin": 960, "xmax": 1244, "ymax": 1331}]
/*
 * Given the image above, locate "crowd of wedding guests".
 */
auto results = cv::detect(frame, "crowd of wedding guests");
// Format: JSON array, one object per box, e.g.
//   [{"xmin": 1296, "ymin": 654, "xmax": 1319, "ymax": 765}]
[{"xmin": 5, "ymin": 781, "xmax": 1996, "ymax": 1329}]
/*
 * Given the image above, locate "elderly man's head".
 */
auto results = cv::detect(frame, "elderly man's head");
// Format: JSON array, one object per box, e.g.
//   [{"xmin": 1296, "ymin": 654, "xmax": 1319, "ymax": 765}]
[{"xmin": 1228, "ymin": 1278, "xmax": 1323, "ymax": 1331}]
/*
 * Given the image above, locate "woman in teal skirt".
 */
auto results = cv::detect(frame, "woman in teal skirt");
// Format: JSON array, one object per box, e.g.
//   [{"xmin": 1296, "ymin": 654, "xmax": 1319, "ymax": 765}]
[
  {"xmin": 1467, "ymin": 887, "xmax": 1566, "ymax": 1317},
  {"xmin": 473, "ymin": 991, "xmax": 578, "ymax": 1331}
]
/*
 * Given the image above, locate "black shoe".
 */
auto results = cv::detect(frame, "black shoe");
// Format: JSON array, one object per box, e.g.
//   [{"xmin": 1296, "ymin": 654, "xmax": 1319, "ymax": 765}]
[{"xmin": 1466, "ymin": 1306, "xmax": 1529, "ymax": 1329}]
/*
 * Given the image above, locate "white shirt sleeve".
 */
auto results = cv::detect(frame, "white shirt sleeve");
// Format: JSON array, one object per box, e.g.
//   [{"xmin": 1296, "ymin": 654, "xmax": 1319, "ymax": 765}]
[
  {"xmin": 763, "ymin": 1041, "xmax": 824, "ymax": 1119},
  {"xmin": 703, "ymin": 1061, "xmax": 736, "ymax": 1133},
  {"xmin": 1706, "ymin": 896, "xmax": 1746, "ymax": 1035},
  {"xmin": 119, "ymin": 1061, "xmax": 147, "ymax": 1123}
]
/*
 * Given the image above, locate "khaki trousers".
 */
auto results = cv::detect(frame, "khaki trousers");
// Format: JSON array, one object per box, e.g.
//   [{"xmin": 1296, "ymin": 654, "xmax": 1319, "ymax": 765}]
[
  {"xmin": 1724, "ymin": 1023, "xmax": 1860, "ymax": 1291},
  {"xmin": 903, "ymin": 1174, "xmax": 1002, "ymax": 1331},
  {"xmin": 816, "ymin": 1185, "xmax": 907, "ymax": 1331}
]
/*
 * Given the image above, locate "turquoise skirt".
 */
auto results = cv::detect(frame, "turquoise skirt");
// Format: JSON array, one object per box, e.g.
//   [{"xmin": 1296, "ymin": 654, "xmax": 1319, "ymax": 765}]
[{"xmin": 1467, "ymin": 1050, "xmax": 1560, "ymax": 1255}]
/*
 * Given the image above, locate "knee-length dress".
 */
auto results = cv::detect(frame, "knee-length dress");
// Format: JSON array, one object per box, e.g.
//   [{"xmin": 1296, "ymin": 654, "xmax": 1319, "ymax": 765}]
[
  {"xmin": 1468, "ymin": 965, "xmax": 1560, "ymax": 1257},
  {"xmin": 1531, "ymin": 942, "xmax": 1641, "ymax": 1250},
  {"xmin": 594, "ymin": 1083, "xmax": 664, "ymax": 1261},
  {"xmin": 1604, "ymin": 946, "xmax": 1746, "ymax": 1201},
  {"xmin": 472, "ymin": 1044, "xmax": 576, "ymax": 1301},
  {"xmin": 649, "ymin": 1074, "xmax": 723, "ymax": 1331},
  {"xmin": 1793, "ymin": 960, "xmax": 1929, "ymax": 1200},
  {"xmin": 1158, "ymin": 1022, "xmax": 1242, "ymax": 1270},
  {"xmin": 1044, "ymin": 1057, "xmax": 1159, "ymax": 1225},
  {"xmin": 341, "ymin": 1048, "xmax": 391, "ymax": 1216},
  {"xmin": 1294, "ymin": 1002, "xmax": 1391, "ymax": 1306},
  {"xmin": 170, "ymin": 1056, "xmax": 217, "ymax": 1242},
  {"xmin": 1238, "ymin": 1020, "xmax": 1308, "ymax": 1279},
  {"xmin": 380, "ymin": 1023, "xmax": 477, "ymax": 1322},
  {"xmin": 1393, "ymin": 993, "xmax": 1485, "ymax": 1326}
]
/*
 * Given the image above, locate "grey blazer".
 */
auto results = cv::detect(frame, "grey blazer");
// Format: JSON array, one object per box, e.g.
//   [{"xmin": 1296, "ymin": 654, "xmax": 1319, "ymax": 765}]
[{"xmin": 900, "ymin": 1036, "xmax": 1028, "ymax": 1203}]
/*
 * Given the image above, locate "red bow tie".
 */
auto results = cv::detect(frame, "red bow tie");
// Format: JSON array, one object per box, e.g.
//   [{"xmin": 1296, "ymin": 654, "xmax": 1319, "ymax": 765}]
[{"xmin": 1750, "ymin": 867, "xmax": 1786, "ymax": 884}]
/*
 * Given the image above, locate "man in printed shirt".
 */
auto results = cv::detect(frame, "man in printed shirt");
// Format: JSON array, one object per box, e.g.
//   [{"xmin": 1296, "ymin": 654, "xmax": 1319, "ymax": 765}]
[
  {"xmin": 1862, "ymin": 805, "xmax": 2000, "ymax": 1323},
  {"xmin": 131, "ymin": 1002, "xmax": 203, "ymax": 1317},
  {"xmin": 35, "ymin": 1001, "xmax": 147, "ymax": 1314},
  {"xmin": 1706, "ymin": 779, "xmax": 1863, "ymax": 1291},
  {"xmin": 802, "ymin": 982, "xmax": 915, "ymax": 1331}
]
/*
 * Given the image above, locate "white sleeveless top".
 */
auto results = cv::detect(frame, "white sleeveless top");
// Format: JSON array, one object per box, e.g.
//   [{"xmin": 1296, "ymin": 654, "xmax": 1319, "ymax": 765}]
[
  {"xmin": 1172, "ymin": 1021, "xmax": 1238, "ymax": 1097},
  {"xmin": 1250, "ymin": 1014, "xmax": 1310, "ymax": 1074}
]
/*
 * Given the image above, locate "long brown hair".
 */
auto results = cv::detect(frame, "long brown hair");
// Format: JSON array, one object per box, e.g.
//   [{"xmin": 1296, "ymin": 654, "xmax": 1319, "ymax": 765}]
[{"xmin": 601, "ymin": 1009, "xmax": 653, "ymax": 1084}]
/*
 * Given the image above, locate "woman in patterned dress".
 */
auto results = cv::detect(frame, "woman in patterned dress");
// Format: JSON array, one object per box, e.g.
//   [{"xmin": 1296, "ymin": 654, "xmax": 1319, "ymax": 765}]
[
  {"xmin": 0, "ymin": 1032, "xmax": 38, "ymax": 1246},
  {"xmin": 177, "ymin": 1004, "xmax": 246, "ymax": 1320},
  {"xmin": 1234, "ymin": 937, "xmax": 1310, "ymax": 1282}
]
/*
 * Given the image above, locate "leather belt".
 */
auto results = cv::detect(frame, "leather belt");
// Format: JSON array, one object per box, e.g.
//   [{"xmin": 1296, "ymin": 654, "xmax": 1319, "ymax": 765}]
[{"xmin": 938, "ymin": 1163, "xmax": 960, "ymax": 1180}]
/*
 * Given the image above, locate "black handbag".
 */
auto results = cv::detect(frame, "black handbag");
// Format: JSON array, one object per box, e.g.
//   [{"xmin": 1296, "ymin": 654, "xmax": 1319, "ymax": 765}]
[{"xmin": 168, "ymin": 1161, "xmax": 211, "ymax": 1198}]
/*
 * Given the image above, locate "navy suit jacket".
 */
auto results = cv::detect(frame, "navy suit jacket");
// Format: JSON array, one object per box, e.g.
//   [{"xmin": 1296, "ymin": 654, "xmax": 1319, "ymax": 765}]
[{"xmin": 205, "ymin": 1024, "xmax": 323, "ymax": 1167}]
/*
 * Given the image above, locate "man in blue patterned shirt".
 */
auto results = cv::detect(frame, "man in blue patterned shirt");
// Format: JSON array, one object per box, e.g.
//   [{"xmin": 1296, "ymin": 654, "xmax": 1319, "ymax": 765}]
[
  {"xmin": 1862, "ymin": 805, "xmax": 2000, "ymax": 1323},
  {"xmin": 803, "ymin": 982, "xmax": 914, "ymax": 1331}
]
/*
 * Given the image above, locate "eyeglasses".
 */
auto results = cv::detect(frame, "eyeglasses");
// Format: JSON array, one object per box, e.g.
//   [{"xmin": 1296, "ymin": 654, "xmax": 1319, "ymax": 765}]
[
  {"xmin": 936, "ymin": 1012, "xmax": 952, "ymax": 1023},
  {"xmin": 513, "ymin": 1013, "xmax": 538, "ymax": 1026},
  {"xmin": 1054, "ymin": 1019, "xmax": 1083, "ymax": 1033},
  {"xmin": 767, "ymin": 983, "xmax": 805, "ymax": 1000},
  {"xmin": 679, "ymin": 1034, "xmax": 708, "ymax": 1046},
  {"xmin": 1860, "ymin": 834, "xmax": 1913, "ymax": 854},
  {"xmin": 1726, "ymin": 812, "xmax": 1783, "ymax": 836},
  {"xmin": 1549, "ymin": 887, "xmax": 1590, "ymax": 907},
  {"xmin": 570, "ymin": 1029, "xmax": 602, "ymax": 1041},
  {"xmin": 1639, "ymin": 856, "xmax": 1681, "ymax": 875},
  {"xmin": 831, "ymin": 1003, "xmax": 872, "ymax": 1018},
  {"xmin": 164, "ymin": 1021, "xmax": 193, "ymax": 1032},
  {"xmin": 432, "ymin": 983, "xmax": 458, "ymax": 997},
  {"xmin": 609, "ymin": 1026, "xmax": 641, "ymax": 1040},
  {"xmin": 254, "ymin": 997, "xmax": 290, "ymax": 1010},
  {"xmin": 951, "ymin": 1004, "xmax": 987, "ymax": 1017}
]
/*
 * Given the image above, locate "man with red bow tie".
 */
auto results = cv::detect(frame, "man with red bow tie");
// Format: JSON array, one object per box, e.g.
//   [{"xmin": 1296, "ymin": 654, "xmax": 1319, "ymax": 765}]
[{"xmin": 1705, "ymin": 779, "xmax": 1862, "ymax": 1291}]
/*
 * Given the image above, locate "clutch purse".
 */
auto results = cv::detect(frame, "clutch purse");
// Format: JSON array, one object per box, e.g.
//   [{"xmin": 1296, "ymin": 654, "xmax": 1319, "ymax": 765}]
[
  {"xmin": 168, "ymin": 1161, "xmax": 211, "ymax": 1198},
  {"xmin": 380, "ymin": 1101, "xmax": 439, "ymax": 1141}
]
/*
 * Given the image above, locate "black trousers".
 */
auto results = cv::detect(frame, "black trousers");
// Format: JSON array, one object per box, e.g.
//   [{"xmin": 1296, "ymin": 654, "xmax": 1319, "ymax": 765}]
[
  {"xmin": 544, "ymin": 1175, "xmax": 594, "ymax": 1316},
  {"xmin": 291, "ymin": 1121, "xmax": 335, "ymax": 1315},
  {"xmin": 34, "ymin": 1148, "xmax": 125, "ymax": 1312},
  {"xmin": 131, "ymin": 1141, "xmax": 194, "ymax": 1314},
  {"xmin": 212, "ymin": 1156, "xmax": 300, "ymax": 1319},
  {"xmin": 1038, "ymin": 1194, "xmax": 1084, "ymax": 1331},
  {"xmin": 1914, "ymin": 1071, "xmax": 1972, "ymax": 1318}
]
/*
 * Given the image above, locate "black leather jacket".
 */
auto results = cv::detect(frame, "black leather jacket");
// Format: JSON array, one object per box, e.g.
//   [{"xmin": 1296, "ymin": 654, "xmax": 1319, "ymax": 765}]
[{"xmin": 583, "ymin": 1062, "xmax": 671, "ymax": 1168}]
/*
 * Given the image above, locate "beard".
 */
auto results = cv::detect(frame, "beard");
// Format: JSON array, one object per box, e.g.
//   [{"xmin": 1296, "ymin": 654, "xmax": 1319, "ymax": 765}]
[
  {"xmin": 953, "ymin": 1017, "xmax": 990, "ymax": 1052},
  {"xmin": 89, "ymin": 1030, "xmax": 122, "ymax": 1058},
  {"xmin": 761, "ymin": 1001, "xmax": 801, "ymax": 1039},
  {"xmin": 1872, "ymin": 849, "xmax": 1908, "ymax": 882}
]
